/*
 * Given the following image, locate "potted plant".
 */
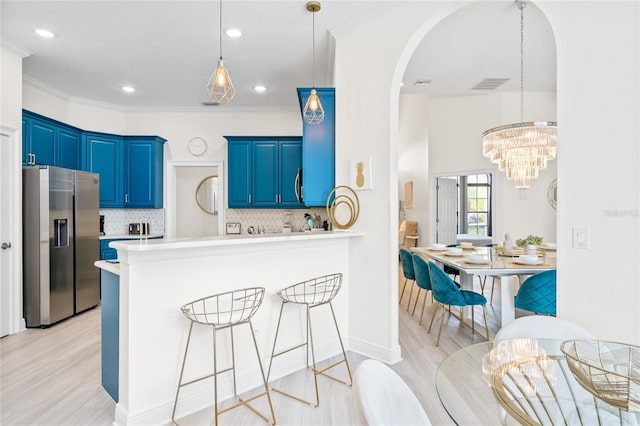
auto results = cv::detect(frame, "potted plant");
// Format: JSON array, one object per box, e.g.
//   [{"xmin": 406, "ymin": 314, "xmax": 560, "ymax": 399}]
[{"xmin": 516, "ymin": 235, "xmax": 543, "ymax": 254}]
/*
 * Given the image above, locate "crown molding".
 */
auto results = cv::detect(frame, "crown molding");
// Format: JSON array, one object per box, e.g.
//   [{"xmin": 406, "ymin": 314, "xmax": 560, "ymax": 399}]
[
  {"xmin": 1, "ymin": 37, "xmax": 32, "ymax": 58},
  {"xmin": 22, "ymin": 75, "xmax": 299, "ymax": 114}
]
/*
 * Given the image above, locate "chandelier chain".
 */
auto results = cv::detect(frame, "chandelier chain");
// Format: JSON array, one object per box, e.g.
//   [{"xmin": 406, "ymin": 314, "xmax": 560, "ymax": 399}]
[{"xmin": 219, "ymin": 0, "xmax": 223, "ymax": 60}]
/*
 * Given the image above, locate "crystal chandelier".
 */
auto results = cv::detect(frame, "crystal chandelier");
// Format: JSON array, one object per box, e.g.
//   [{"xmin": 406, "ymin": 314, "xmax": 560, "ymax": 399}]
[
  {"xmin": 482, "ymin": 0, "xmax": 556, "ymax": 189},
  {"xmin": 303, "ymin": 1, "xmax": 324, "ymax": 124},
  {"xmin": 206, "ymin": 0, "xmax": 235, "ymax": 104}
]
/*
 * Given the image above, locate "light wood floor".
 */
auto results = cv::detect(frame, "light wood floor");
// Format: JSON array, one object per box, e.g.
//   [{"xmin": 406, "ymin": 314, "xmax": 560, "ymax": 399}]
[{"xmin": 0, "ymin": 271, "xmax": 505, "ymax": 425}]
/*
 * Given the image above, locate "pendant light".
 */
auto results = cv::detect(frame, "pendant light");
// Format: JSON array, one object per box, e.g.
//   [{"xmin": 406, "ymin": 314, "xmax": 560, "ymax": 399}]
[
  {"xmin": 303, "ymin": 1, "xmax": 324, "ymax": 124},
  {"xmin": 206, "ymin": 0, "xmax": 235, "ymax": 104},
  {"xmin": 482, "ymin": 0, "xmax": 557, "ymax": 189}
]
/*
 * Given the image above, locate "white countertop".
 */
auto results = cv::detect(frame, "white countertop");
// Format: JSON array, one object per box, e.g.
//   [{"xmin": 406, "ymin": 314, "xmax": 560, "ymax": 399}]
[
  {"xmin": 94, "ymin": 260, "xmax": 120, "ymax": 275},
  {"xmin": 100, "ymin": 234, "xmax": 164, "ymax": 240},
  {"xmin": 109, "ymin": 230, "xmax": 363, "ymax": 252}
]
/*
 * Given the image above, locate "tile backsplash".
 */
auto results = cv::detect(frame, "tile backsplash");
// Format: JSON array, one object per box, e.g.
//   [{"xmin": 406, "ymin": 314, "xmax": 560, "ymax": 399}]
[
  {"xmin": 101, "ymin": 209, "xmax": 165, "ymax": 236},
  {"xmin": 225, "ymin": 208, "xmax": 328, "ymax": 234}
]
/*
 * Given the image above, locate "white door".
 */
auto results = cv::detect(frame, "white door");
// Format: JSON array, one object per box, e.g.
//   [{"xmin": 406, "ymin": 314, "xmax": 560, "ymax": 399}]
[
  {"xmin": 0, "ymin": 130, "xmax": 15, "ymax": 337},
  {"xmin": 436, "ymin": 177, "xmax": 458, "ymax": 245}
]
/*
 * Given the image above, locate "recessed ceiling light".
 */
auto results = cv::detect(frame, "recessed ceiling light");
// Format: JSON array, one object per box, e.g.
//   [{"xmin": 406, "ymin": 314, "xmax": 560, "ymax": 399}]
[
  {"xmin": 400, "ymin": 82, "xmax": 405, "ymax": 87},
  {"xmin": 121, "ymin": 86, "xmax": 136, "ymax": 93},
  {"xmin": 225, "ymin": 28, "xmax": 242, "ymax": 38},
  {"xmin": 254, "ymin": 85, "xmax": 267, "ymax": 93},
  {"xmin": 34, "ymin": 28, "xmax": 55, "ymax": 38}
]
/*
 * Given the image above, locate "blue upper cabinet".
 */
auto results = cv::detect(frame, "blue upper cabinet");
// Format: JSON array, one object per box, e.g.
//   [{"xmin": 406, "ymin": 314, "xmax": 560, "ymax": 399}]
[
  {"xmin": 252, "ymin": 140, "xmax": 279, "ymax": 207},
  {"xmin": 227, "ymin": 140, "xmax": 252, "ymax": 207},
  {"xmin": 57, "ymin": 127, "xmax": 81, "ymax": 170},
  {"xmin": 279, "ymin": 141, "xmax": 303, "ymax": 207},
  {"xmin": 82, "ymin": 133, "xmax": 165, "ymax": 208},
  {"xmin": 296, "ymin": 88, "xmax": 335, "ymax": 207},
  {"xmin": 226, "ymin": 136, "xmax": 304, "ymax": 209},
  {"xmin": 83, "ymin": 132, "xmax": 124, "ymax": 208},
  {"xmin": 123, "ymin": 136, "xmax": 166, "ymax": 208},
  {"xmin": 23, "ymin": 110, "xmax": 81, "ymax": 167}
]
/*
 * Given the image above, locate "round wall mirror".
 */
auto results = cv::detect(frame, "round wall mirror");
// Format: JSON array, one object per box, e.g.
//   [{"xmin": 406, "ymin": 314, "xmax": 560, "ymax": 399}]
[{"xmin": 195, "ymin": 175, "xmax": 218, "ymax": 215}]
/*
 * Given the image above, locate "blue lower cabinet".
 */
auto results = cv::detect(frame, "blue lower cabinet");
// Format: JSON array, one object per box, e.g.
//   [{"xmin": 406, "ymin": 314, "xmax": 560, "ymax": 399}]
[{"xmin": 100, "ymin": 269, "xmax": 119, "ymax": 402}]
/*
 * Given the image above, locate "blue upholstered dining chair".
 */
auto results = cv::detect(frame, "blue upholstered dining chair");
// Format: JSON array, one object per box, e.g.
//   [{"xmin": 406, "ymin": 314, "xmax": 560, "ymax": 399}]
[
  {"xmin": 399, "ymin": 248, "xmax": 416, "ymax": 311},
  {"xmin": 514, "ymin": 270, "xmax": 557, "ymax": 315},
  {"xmin": 427, "ymin": 261, "xmax": 490, "ymax": 347},
  {"xmin": 410, "ymin": 253, "xmax": 433, "ymax": 326}
]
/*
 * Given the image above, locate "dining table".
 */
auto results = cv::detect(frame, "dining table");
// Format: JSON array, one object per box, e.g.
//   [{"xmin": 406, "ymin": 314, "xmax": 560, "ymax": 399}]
[
  {"xmin": 435, "ymin": 339, "xmax": 640, "ymax": 425},
  {"xmin": 412, "ymin": 245, "xmax": 556, "ymax": 327}
]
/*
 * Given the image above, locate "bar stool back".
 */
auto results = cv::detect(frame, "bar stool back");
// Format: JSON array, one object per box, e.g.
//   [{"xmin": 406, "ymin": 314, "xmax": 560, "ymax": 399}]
[
  {"xmin": 267, "ymin": 273, "xmax": 352, "ymax": 407},
  {"xmin": 171, "ymin": 287, "xmax": 275, "ymax": 426}
]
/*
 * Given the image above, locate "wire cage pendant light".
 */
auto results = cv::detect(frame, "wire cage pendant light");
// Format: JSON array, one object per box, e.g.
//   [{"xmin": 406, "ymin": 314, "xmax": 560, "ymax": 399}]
[
  {"xmin": 482, "ymin": 0, "xmax": 556, "ymax": 189},
  {"xmin": 206, "ymin": 0, "xmax": 235, "ymax": 104},
  {"xmin": 303, "ymin": 1, "xmax": 325, "ymax": 124}
]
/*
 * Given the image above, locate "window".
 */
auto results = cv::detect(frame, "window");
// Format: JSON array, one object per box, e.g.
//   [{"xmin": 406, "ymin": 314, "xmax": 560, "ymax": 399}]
[
  {"xmin": 462, "ymin": 174, "xmax": 491, "ymax": 236},
  {"xmin": 435, "ymin": 173, "xmax": 492, "ymax": 244}
]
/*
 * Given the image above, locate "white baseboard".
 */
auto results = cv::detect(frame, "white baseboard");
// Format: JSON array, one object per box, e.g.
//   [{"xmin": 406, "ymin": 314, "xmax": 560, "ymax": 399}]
[{"xmin": 349, "ymin": 335, "xmax": 402, "ymax": 364}]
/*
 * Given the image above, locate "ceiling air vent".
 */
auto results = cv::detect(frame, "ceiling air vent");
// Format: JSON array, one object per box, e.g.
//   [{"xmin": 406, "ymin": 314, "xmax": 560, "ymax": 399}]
[
  {"xmin": 472, "ymin": 78, "xmax": 509, "ymax": 90},
  {"xmin": 414, "ymin": 79, "xmax": 432, "ymax": 87}
]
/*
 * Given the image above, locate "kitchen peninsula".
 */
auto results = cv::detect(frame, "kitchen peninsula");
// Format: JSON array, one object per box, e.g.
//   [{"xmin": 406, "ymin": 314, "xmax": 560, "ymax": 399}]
[{"xmin": 95, "ymin": 230, "xmax": 362, "ymax": 426}]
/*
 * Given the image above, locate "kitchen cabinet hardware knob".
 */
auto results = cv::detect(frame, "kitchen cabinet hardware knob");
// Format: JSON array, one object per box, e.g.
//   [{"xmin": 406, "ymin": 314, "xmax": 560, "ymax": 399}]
[{"xmin": 1, "ymin": 242, "xmax": 11, "ymax": 250}]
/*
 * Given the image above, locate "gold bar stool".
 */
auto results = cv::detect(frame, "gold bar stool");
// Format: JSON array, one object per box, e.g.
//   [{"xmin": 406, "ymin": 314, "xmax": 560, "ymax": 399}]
[
  {"xmin": 171, "ymin": 287, "xmax": 275, "ymax": 426},
  {"xmin": 267, "ymin": 273, "xmax": 352, "ymax": 407}
]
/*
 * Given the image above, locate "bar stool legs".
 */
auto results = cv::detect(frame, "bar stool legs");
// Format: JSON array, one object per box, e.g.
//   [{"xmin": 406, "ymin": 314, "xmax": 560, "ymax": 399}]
[
  {"xmin": 267, "ymin": 273, "xmax": 352, "ymax": 408},
  {"xmin": 171, "ymin": 288, "xmax": 275, "ymax": 426}
]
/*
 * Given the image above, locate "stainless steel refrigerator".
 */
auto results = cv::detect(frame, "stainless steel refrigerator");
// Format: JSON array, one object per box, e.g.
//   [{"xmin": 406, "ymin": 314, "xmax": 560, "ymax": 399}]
[{"xmin": 23, "ymin": 166, "xmax": 100, "ymax": 327}]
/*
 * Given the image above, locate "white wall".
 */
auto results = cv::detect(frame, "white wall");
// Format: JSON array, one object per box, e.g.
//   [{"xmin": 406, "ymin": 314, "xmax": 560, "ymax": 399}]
[
  {"xmin": 398, "ymin": 94, "xmax": 430, "ymax": 245},
  {"xmin": 538, "ymin": 0, "xmax": 639, "ymax": 343}
]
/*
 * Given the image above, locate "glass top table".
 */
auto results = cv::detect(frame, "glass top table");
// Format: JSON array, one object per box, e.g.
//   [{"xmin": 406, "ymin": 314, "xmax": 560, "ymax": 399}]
[{"xmin": 435, "ymin": 339, "xmax": 640, "ymax": 425}]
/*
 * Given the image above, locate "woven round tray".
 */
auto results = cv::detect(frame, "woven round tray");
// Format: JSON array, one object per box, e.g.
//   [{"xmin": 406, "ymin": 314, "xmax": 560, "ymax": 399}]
[{"xmin": 561, "ymin": 340, "xmax": 640, "ymax": 412}]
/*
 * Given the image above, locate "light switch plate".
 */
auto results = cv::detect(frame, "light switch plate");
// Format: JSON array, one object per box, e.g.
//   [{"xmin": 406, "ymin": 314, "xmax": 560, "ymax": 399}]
[
  {"xmin": 572, "ymin": 227, "xmax": 590, "ymax": 249},
  {"xmin": 226, "ymin": 223, "xmax": 241, "ymax": 235}
]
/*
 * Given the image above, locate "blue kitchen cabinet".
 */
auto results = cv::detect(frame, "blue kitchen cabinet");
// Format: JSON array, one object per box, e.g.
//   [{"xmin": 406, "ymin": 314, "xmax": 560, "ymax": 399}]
[
  {"xmin": 22, "ymin": 110, "xmax": 82, "ymax": 168},
  {"xmin": 83, "ymin": 133, "xmax": 165, "ymax": 208},
  {"xmin": 296, "ymin": 88, "xmax": 335, "ymax": 207},
  {"xmin": 226, "ymin": 137, "xmax": 304, "ymax": 208},
  {"xmin": 100, "ymin": 268, "xmax": 119, "ymax": 402},
  {"xmin": 227, "ymin": 139, "xmax": 252, "ymax": 207},
  {"xmin": 279, "ymin": 141, "xmax": 303, "ymax": 207},
  {"xmin": 83, "ymin": 132, "xmax": 123, "ymax": 208},
  {"xmin": 252, "ymin": 140, "xmax": 278, "ymax": 207},
  {"xmin": 26, "ymin": 116, "xmax": 55, "ymax": 166},
  {"xmin": 100, "ymin": 239, "xmax": 118, "ymax": 260},
  {"xmin": 57, "ymin": 127, "xmax": 81, "ymax": 170},
  {"xmin": 123, "ymin": 136, "xmax": 166, "ymax": 208}
]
